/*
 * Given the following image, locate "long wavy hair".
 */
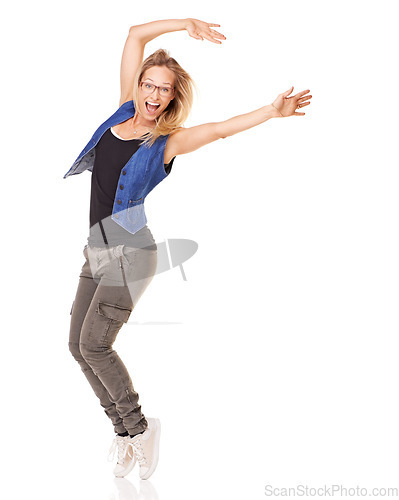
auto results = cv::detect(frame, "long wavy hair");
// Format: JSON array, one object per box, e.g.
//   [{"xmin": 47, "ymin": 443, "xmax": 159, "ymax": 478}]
[{"xmin": 132, "ymin": 49, "xmax": 196, "ymax": 147}]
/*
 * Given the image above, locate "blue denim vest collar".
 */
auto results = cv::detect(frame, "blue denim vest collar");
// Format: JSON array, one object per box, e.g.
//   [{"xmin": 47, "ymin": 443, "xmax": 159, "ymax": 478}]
[{"xmin": 63, "ymin": 100, "xmax": 171, "ymax": 235}]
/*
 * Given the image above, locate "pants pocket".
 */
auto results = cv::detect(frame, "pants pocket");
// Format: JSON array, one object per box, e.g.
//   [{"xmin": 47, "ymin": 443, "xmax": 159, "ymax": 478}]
[
  {"xmin": 97, "ymin": 301, "xmax": 132, "ymax": 323},
  {"xmin": 70, "ymin": 300, "xmax": 75, "ymax": 315},
  {"xmin": 87, "ymin": 301, "xmax": 133, "ymax": 348}
]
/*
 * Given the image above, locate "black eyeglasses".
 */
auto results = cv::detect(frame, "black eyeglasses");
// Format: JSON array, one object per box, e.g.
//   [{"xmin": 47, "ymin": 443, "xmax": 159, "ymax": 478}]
[{"xmin": 140, "ymin": 81, "xmax": 174, "ymax": 98}]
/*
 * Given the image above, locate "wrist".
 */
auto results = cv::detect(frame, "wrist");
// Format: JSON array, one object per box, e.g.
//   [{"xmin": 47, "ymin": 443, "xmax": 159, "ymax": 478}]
[
  {"xmin": 182, "ymin": 18, "xmax": 191, "ymax": 30},
  {"xmin": 269, "ymin": 103, "xmax": 284, "ymax": 118}
]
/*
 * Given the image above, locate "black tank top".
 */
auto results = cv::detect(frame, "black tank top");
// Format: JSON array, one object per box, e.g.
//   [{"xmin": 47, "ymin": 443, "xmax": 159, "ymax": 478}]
[{"xmin": 87, "ymin": 127, "xmax": 174, "ymax": 248}]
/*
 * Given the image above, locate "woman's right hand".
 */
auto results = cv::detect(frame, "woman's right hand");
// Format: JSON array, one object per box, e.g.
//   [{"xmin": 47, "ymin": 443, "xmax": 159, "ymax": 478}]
[{"xmin": 185, "ymin": 18, "xmax": 226, "ymax": 44}]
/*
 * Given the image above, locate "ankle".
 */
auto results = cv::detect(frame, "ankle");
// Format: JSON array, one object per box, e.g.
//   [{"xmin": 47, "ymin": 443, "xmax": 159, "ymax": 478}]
[{"xmin": 129, "ymin": 430, "xmax": 145, "ymax": 439}]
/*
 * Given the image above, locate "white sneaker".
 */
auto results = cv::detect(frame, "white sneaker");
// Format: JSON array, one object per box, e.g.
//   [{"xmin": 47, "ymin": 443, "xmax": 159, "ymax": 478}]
[
  {"xmin": 128, "ymin": 418, "xmax": 161, "ymax": 480},
  {"xmin": 108, "ymin": 435, "xmax": 137, "ymax": 478}
]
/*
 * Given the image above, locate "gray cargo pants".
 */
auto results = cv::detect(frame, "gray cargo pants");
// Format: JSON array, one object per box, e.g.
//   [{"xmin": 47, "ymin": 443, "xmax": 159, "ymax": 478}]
[{"xmin": 68, "ymin": 243, "xmax": 157, "ymax": 435}]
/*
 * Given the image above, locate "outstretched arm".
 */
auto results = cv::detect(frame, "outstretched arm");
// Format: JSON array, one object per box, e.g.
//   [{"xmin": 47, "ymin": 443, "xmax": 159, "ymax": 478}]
[
  {"xmin": 164, "ymin": 87, "xmax": 312, "ymax": 163},
  {"xmin": 119, "ymin": 19, "xmax": 225, "ymax": 107}
]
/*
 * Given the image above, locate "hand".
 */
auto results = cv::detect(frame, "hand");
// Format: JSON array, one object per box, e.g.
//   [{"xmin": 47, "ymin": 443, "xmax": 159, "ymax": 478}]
[
  {"xmin": 185, "ymin": 18, "xmax": 226, "ymax": 44},
  {"xmin": 271, "ymin": 87, "xmax": 312, "ymax": 117}
]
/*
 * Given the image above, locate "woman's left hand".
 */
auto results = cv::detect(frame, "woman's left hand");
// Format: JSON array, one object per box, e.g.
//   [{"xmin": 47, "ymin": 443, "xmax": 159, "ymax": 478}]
[{"xmin": 272, "ymin": 87, "xmax": 312, "ymax": 117}]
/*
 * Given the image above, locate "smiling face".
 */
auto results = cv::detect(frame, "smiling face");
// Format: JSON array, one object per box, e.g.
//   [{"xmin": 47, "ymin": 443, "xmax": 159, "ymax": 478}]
[{"xmin": 136, "ymin": 65, "xmax": 176, "ymax": 123}]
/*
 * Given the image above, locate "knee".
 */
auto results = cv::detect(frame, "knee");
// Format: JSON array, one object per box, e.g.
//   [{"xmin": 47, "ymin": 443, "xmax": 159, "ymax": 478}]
[
  {"xmin": 69, "ymin": 341, "xmax": 83, "ymax": 362},
  {"xmin": 79, "ymin": 341, "xmax": 92, "ymax": 360},
  {"xmin": 79, "ymin": 340, "xmax": 107, "ymax": 365}
]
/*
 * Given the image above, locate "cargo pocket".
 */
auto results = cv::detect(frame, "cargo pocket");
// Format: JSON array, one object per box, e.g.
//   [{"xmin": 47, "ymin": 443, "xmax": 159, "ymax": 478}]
[
  {"xmin": 90, "ymin": 301, "xmax": 133, "ymax": 348},
  {"xmin": 97, "ymin": 301, "xmax": 132, "ymax": 323},
  {"xmin": 127, "ymin": 198, "xmax": 144, "ymax": 224}
]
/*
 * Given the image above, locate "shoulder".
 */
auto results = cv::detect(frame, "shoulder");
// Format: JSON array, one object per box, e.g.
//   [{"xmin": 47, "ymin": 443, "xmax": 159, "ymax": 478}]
[{"xmin": 118, "ymin": 97, "xmax": 135, "ymax": 109}]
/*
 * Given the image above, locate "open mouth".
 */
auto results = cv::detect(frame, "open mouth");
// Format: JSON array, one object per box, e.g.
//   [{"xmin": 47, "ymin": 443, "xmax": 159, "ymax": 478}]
[{"xmin": 145, "ymin": 101, "xmax": 160, "ymax": 115}]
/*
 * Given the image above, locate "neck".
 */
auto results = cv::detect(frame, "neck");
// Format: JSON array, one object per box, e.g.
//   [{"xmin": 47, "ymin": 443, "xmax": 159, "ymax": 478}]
[{"xmin": 132, "ymin": 111, "xmax": 155, "ymax": 130}]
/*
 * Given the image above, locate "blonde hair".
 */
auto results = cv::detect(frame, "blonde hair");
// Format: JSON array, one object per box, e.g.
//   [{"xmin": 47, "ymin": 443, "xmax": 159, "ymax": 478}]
[{"xmin": 132, "ymin": 49, "xmax": 196, "ymax": 147}]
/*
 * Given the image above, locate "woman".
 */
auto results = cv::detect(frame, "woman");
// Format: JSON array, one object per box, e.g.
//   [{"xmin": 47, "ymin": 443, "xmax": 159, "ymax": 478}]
[{"xmin": 66, "ymin": 18, "xmax": 312, "ymax": 480}]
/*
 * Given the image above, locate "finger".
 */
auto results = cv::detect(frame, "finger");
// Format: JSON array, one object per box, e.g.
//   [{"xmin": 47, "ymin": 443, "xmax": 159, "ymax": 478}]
[
  {"xmin": 188, "ymin": 31, "xmax": 202, "ymax": 40},
  {"xmin": 297, "ymin": 95, "xmax": 312, "ymax": 103},
  {"xmin": 296, "ymin": 101, "xmax": 311, "ymax": 108},
  {"xmin": 209, "ymin": 27, "xmax": 224, "ymax": 33},
  {"xmin": 294, "ymin": 89, "xmax": 311, "ymax": 98},
  {"xmin": 209, "ymin": 29, "xmax": 226, "ymax": 39},
  {"xmin": 202, "ymin": 33, "xmax": 222, "ymax": 44},
  {"xmin": 207, "ymin": 23, "xmax": 221, "ymax": 27},
  {"xmin": 282, "ymin": 86, "xmax": 294, "ymax": 97},
  {"xmin": 293, "ymin": 111, "xmax": 306, "ymax": 116}
]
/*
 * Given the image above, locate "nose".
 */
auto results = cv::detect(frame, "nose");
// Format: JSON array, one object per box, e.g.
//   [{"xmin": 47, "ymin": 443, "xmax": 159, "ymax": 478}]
[
  {"xmin": 147, "ymin": 87, "xmax": 162, "ymax": 101},
  {"xmin": 154, "ymin": 87, "xmax": 164, "ymax": 97}
]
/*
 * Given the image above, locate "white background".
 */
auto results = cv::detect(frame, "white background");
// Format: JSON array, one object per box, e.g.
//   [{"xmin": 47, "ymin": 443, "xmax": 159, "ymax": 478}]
[{"xmin": 1, "ymin": 1, "xmax": 398, "ymax": 498}]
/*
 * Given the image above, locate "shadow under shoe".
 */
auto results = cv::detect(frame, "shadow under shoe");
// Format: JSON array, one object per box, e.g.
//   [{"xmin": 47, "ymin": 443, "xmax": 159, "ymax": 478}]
[{"xmin": 113, "ymin": 477, "xmax": 139, "ymax": 500}]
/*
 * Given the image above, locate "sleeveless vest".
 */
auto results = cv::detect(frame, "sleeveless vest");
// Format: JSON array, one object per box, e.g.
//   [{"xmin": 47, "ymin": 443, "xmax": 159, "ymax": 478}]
[{"xmin": 63, "ymin": 100, "xmax": 172, "ymax": 235}]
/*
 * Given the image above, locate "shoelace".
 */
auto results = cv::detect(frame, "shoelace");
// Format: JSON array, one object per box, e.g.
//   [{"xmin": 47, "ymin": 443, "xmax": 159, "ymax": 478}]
[
  {"xmin": 129, "ymin": 436, "xmax": 147, "ymax": 466},
  {"xmin": 108, "ymin": 436, "xmax": 134, "ymax": 464}
]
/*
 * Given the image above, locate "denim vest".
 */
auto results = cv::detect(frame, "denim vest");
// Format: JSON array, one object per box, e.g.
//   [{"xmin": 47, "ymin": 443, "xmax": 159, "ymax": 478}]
[{"xmin": 63, "ymin": 100, "xmax": 172, "ymax": 235}]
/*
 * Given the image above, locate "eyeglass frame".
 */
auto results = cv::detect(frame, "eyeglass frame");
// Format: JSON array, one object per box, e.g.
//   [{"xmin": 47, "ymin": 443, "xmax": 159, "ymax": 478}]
[{"xmin": 139, "ymin": 81, "xmax": 175, "ymax": 97}]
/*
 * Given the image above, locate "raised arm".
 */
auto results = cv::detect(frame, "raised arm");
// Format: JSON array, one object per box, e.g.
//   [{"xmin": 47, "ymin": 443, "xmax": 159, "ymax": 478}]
[
  {"xmin": 164, "ymin": 87, "xmax": 312, "ymax": 163},
  {"xmin": 119, "ymin": 19, "xmax": 226, "ymax": 107}
]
